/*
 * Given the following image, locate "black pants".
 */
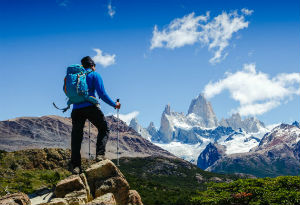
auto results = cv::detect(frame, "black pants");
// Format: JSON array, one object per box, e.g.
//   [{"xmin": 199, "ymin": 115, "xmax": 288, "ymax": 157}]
[{"xmin": 71, "ymin": 105, "xmax": 109, "ymax": 167}]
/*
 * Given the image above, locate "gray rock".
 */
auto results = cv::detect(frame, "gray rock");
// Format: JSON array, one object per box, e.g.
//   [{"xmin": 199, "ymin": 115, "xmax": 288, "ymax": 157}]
[
  {"xmin": 197, "ymin": 143, "xmax": 226, "ymax": 170},
  {"xmin": 219, "ymin": 113, "xmax": 265, "ymax": 133},
  {"xmin": 54, "ymin": 175, "xmax": 86, "ymax": 198},
  {"xmin": 127, "ymin": 190, "xmax": 143, "ymax": 205},
  {"xmin": 129, "ymin": 118, "xmax": 152, "ymax": 141},
  {"xmin": 0, "ymin": 192, "xmax": 31, "ymax": 205},
  {"xmin": 86, "ymin": 193, "xmax": 116, "ymax": 205},
  {"xmin": 187, "ymin": 94, "xmax": 218, "ymax": 128},
  {"xmin": 95, "ymin": 177, "xmax": 130, "ymax": 205}
]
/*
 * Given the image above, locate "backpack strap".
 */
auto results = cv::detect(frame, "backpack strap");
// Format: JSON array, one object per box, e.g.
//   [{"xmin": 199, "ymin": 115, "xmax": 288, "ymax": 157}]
[{"xmin": 53, "ymin": 102, "xmax": 71, "ymax": 113}]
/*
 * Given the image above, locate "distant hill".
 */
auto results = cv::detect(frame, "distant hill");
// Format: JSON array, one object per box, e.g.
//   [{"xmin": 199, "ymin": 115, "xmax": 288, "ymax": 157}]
[{"xmin": 0, "ymin": 115, "xmax": 173, "ymax": 160}]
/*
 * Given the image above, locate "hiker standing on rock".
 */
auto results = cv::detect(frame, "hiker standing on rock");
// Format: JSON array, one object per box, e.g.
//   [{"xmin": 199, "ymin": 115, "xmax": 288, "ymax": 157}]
[{"xmin": 69, "ymin": 56, "xmax": 121, "ymax": 174}]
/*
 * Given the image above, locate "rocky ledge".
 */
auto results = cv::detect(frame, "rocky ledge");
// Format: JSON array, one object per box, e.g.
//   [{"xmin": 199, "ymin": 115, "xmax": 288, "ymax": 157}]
[{"xmin": 0, "ymin": 159, "xmax": 143, "ymax": 205}]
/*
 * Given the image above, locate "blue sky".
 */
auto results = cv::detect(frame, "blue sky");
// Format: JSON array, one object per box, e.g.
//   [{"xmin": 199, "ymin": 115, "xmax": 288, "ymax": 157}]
[{"xmin": 0, "ymin": 0, "xmax": 299, "ymax": 128}]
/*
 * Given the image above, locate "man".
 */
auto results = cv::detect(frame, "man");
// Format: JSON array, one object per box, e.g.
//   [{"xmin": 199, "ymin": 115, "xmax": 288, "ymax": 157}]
[{"xmin": 70, "ymin": 56, "xmax": 121, "ymax": 174}]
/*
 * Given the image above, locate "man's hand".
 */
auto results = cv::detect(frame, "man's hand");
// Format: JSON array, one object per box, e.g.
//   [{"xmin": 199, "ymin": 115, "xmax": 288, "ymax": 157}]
[{"xmin": 115, "ymin": 102, "xmax": 121, "ymax": 109}]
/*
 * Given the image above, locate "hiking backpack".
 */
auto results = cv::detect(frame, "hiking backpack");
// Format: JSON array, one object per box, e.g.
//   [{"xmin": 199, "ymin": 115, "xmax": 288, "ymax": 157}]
[{"xmin": 54, "ymin": 64, "xmax": 98, "ymax": 112}]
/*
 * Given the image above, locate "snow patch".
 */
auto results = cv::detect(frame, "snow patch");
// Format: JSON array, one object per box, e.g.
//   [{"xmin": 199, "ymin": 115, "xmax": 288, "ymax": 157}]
[{"xmin": 154, "ymin": 141, "xmax": 209, "ymax": 164}]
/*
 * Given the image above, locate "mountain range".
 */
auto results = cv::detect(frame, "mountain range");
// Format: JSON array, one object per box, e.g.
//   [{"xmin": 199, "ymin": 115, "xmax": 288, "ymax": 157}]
[
  {"xmin": 0, "ymin": 93, "xmax": 298, "ymax": 178},
  {"xmin": 129, "ymin": 94, "xmax": 299, "ymax": 177}
]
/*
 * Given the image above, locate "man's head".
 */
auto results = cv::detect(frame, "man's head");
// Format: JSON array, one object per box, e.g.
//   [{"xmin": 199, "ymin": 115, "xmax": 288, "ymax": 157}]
[{"xmin": 81, "ymin": 56, "xmax": 96, "ymax": 70}]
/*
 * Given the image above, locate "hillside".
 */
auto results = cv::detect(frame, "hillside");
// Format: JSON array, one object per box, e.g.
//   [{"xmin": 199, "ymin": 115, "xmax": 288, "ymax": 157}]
[
  {"xmin": 0, "ymin": 115, "xmax": 173, "ymax": 159},
  {"xmin": 0, "ymin": 148, "xmax": 238, "ymax": 205},
  {"xmin": 112, "ymin": 156, "xmax": 238, "ymax": 205},
  {"xmin": 207, "ymin": 124, "xmax": 300, "ymax": 177}
]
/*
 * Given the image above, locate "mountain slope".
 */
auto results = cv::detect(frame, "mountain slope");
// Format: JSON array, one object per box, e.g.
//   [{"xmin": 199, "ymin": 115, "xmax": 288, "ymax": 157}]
[
  {"xmin": 0, "ymin": 148, "xmax": 238, "ymax": 205},
  {"xmin": 0, "ymin": 115, "xmax": 174, "ymax": 160},
  {"xmin": 207, "ymin": 124, "xmax": 300, "ymax": 177}
]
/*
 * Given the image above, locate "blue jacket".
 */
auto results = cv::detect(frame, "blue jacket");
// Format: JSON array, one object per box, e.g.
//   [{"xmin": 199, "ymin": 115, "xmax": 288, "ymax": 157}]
[{"xmin": 73, "ymin": 68, "xmax": 116, "ymax": 110}]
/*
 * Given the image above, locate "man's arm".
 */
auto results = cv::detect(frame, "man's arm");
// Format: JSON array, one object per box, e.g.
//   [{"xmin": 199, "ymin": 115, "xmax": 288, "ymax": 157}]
[{"xmin": 93, "ymin": 72, "xmax": 117, "ymax": 108}]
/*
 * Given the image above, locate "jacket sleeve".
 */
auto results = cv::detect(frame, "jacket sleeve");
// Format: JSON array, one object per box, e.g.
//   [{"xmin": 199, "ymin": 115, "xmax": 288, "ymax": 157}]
[{"xmin": 93, "ymin": 72, "xmax": 116, "ymax": 108}]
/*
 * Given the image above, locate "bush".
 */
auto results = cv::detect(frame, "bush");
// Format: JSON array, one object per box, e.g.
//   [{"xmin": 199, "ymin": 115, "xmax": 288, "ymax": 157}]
[{"xmin": 190, "ymin": 176, "xmax": 300, "ymax": 205}]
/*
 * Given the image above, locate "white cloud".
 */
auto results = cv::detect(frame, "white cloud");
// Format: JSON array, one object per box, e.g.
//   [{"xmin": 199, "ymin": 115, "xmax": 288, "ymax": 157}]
[
  {"xmin": 150, "ymin": 9, "xmax": 252, "ymax": 64},
  {"xmin": 92, "ymin": 48, "xmax": 116, "ymax": 67},
  {"xmin": 241, "ymin": 8, "xmax": 254, "ymax": 15},
  {"xmin": 151, "ymin": 12, "xmax": 209, "ymax": 49},
  {"xmin": 113, "ymin": 111, "xmax": 140, "ymax": 125},
  {"xmin": 203, "ymin": 63, "xmax": 300, "ymax": 116},
  {"xmin": 108, "ymin": 1, "xmax": 116, "ymax": 18}
]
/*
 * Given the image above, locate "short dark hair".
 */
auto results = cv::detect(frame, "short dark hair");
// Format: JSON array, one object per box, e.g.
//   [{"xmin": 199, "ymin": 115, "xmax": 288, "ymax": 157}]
[{"xmin": 81, "ymin": 56, "xmax": 95, "ymax": 68}]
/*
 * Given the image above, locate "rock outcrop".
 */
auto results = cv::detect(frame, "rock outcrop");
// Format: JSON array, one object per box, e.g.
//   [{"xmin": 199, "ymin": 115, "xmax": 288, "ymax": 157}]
[
  {"xmin": 146, "ymin": 122, "xmax": 159, "ymax": 142},
  {"xmin": 39, "ymin": 159, "xmax": 143, "ymax": 205},
  {"xmin": 129, "ymin": 118, "xmax": 152, "ymax": 141},
  {"xmin": 0, "ymin": 192, "xmax": 31, "ymax": 205},
  {"xmin": 187, "ymin": 94, "xmax": 218, "ymax": 128},
  {"xmin": 197, "ymin": 143, "xmax": 226, "ymax": 170},
  {"xmin": 219, "ymin": 113, "xmax": 265, "ymax": 133}
]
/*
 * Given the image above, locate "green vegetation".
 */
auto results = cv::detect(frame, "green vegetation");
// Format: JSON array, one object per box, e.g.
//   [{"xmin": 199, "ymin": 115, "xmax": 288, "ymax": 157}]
[
  {"xmin": 191, "ymin": 176, "xmax": 300, "ymax": 205},
  {"xmin": 0, "ymin": 149, "xmax": 71, "ymax": 196},
  {"xmin": 0, "ymin": 169, "xmax": 70, "ymax": 196},
  {"xmin": 1, "ymin": 149, "xmax": 299, "ymax": 205},
  {"xmin": 112, "ymin": 157, "xmax": 237, "ymax": 205}
]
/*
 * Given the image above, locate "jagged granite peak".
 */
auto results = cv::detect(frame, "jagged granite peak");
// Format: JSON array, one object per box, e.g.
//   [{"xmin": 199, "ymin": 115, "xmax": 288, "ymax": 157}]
[
  {"xmin": 158, "ymin": 105, "xmax": 175, "ymax": 143},
  {"xmin": 164, "ymin": 104, "xmax": 171, "ymax": 115},
  {"xmin": 197, "ymin": 143, "xmax": 226, "ymax": 170},
  {"xmin": 187, "ymin": 94, "xmax": 218, "ymax": 128},
  {"xmin": 219, "ymin": 113, "xmax": 265, "ymax": 133},
  {"xmin": 292, "ymin": 121, "xmax": 300, "ymax": 128},
  {"xmin": 147, "ymin": 122, "xmax": 160, "ymax": 142},
  {"xmin": 129, "ymin": 118, "xmax": 152, "ymax": 141},
  {"xmin": 147, "ymin": 122, "xmax": 156, "ymax": 130}
]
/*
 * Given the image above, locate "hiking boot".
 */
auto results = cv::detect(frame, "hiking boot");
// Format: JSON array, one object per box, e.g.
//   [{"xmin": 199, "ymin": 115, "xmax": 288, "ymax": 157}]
[
  {"xmin": 96, "ymin": 154, "xmax": 106, "ymax": 162},
  {"xmin": 72, "ymin": 166, "xmax": 82, "ymax": 175}
]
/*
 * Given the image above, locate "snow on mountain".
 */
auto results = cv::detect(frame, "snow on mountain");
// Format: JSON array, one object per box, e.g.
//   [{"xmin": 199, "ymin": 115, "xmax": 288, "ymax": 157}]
[
  {"xmin": 219, "ymin": 113, "xmax": 265, "ymax": 133},
  {"xmin": 129, "ymin": 118, "xmax": 152, "ymax": 141},
  {"xmin": 216, "ymin": 127, "xmax": 268, "ymax": 155},
  {"xmin": 128, "ymin": 93, "xmax": 272, "ymax": 165},
  {"xmin": 255, "ymin": 123, "xmax": 300, "ymax": 151},
  {"xmin": 153, "ymin": 141, "xmax": 209, "ymax": 164},
  {"xmin": 207, "ymin": 123, "xmax": 300, "ymax": 177}
]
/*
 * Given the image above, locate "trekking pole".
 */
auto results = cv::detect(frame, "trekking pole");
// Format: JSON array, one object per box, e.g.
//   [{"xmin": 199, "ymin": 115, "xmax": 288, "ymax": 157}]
[
  {"xmin": 116, "ymin": 99, "xmax": 120, "ymax": 166},
  {"xmin": 88, "ymin": 120, "xmax": 91, "ymax": 166}
]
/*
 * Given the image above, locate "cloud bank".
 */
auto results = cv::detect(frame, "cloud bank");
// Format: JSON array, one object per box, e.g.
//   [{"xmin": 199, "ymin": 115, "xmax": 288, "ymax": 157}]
[
  {"xmin": 203, "ymin": 63, "xmax": 300, "ymax": 116},
  {"xmin": 150, "ymin": 9, "xmax": 252, "ymax": 64},
  {"xmin": 113, "ymin": 111, "xmax": 140, "ymax": 125},
  {"xmin": 92, "ymin": 48, "xmax": 116, "ymax": 67}
]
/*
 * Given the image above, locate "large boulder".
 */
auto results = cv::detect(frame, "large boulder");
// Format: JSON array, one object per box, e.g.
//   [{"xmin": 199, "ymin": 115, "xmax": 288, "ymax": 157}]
[
  {"xmin": 127, "ymin": 190, "xmax": 143, "ymax": 205},
  {"xmin": 0, "ymin": 192, "xmax": 31, "ymax": 205},
  {"xmin": 95, "ymin": 177, "xmax": 129, "ymax": 205},
  {"xmin": 38, "ymin": 159, "xmax": 142, "ymax": 205},
  {"xmin": 42, "ymin": 198, "xmax": 67, "ymax": 205},
  {"xmin": 64, "ymin": 190, "xmax": 88, "ymax": 205},
  {"xmin": 54, "ymin": 175, "xmax": 86, "ymax": 198},
  {"xmin": 85, "ymin": 193, "xmax": 116, "ymax": 205},
  {"xmin": 85, "ymin": 160, "xmax": 125, "ymax": 195}
]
